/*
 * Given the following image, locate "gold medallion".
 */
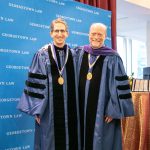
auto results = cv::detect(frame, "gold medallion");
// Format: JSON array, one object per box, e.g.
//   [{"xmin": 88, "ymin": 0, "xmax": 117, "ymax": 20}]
[
  {"xmin": 58, "ymin": 76, "xmax": 64, "ymax": 85},
  {"xmin": 87, "ymin": 72, "xmax": 92, "ymax": 80}
]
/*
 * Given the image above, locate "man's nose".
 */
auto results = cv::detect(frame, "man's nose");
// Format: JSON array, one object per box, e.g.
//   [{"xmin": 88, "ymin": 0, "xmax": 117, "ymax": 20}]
[
  {"xmin": 95, "ymin": 34, "xmax": 100, "ymax": 38},
  {"xmin": 58, "ymin": 31, "xmax": 62, "ymax": 35}
]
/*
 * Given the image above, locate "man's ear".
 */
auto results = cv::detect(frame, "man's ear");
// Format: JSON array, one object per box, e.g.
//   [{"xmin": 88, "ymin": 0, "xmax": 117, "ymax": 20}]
[
  {"xmin": 66, "ymin": 31, "xmax": 69, "ymax": 37},
  {"xmin": 50, "ymin": 31, "xmax": 53, "ymax": 38},
  {"xmin": 104, "ymin": 32, "xmax": 107, "ymax": 39}
]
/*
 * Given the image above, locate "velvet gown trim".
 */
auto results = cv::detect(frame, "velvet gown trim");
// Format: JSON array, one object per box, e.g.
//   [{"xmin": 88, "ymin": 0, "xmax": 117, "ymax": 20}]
[
  {"xmin": 79, "ymin": 52, "xmax": 106, "ymax": 150},
  {"xmin": 66, "ymin": 49, "xmax": 78, "ymax": 150},
  {"xmin": 48, "ymin": 45, "xmax": 78, "ymax": 150},
  {"xmin": 48, "ymin": 45, "xmax": 66, "ymax": 150},
  {"xmin": 79, "ymin": 52, "xmax": 88, "ymax": 150}
]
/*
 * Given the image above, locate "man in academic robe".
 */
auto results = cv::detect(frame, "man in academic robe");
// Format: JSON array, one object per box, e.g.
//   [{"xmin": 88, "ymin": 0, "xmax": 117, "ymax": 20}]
[
  {"xmin": 76, "ymin": 23, "xmax": 134, "ymax": 150},
  {"xmin": 18, "ymin": 18, "xmax": 80, "ymax": 150}
]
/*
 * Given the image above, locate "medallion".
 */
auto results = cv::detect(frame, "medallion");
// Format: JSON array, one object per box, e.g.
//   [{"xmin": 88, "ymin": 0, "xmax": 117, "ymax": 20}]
[
  {"xmin": 58, "ymin": 76, "xmax": 64, "ymax": 85},
  {"xmin": 87, "ymin": 54, "xmax": 100, "ymax": 80},
  {"xmin": 87, "ymin": 72, "xmax": 92, "ymax": 80},
  {"xmin": 51, "ymin": 44, "xmax": 69, "ymax": 86}
]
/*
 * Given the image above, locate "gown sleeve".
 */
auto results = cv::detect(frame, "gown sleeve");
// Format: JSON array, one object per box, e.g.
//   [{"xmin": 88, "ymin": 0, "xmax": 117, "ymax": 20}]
[
  {"xmin": 105, "ymin": 55, "xmax": 134, "ymax": 119},
  {"xmin": 17, "ymin": 49, "xmax": 48, "ymax": 117}
]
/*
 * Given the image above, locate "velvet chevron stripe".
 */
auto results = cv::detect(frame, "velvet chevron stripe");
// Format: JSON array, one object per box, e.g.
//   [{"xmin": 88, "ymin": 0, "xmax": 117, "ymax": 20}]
[
  {"xmin": 25, "ymin": 80, "xmax": 46, "ymax": 89},
  {"xmin": 28, "ymin": 72, "xmax": 47, "ymax": 80},
  {"xmin": 24, "ymin": 89, "xmax": 44, "ymax": 99},
  {"xmin": 117, "ymin": 84, "xmax": 130, "ymax": 90},
  {"xmin": 115, "ymin": 75, "xmax": 128, "ymax": 81},
  {"xmin": 119, "ymin": 93, "xmax": 132, "ymax": 99}
]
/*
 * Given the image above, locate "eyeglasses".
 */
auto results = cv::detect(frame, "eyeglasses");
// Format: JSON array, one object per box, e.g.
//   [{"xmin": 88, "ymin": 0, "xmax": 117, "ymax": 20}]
[{"xmin": 53, "ymin": 29, "xmax": 67, "ymax": 34}]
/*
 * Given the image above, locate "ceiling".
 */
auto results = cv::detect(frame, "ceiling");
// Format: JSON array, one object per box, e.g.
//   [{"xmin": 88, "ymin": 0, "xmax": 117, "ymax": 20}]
[{"xmin": 117, "ymin": 0, "xmax": 150, "ymax": 42}]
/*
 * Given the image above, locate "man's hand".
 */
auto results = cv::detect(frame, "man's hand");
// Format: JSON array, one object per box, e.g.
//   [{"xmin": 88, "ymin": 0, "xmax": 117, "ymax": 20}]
[
  {"xmin": 105, "ymin": 116, "xmax": 113, "ymax": 123},
  {"xmin": 35, "ymin": 115, "xmax": 40, "ymax": 124}
]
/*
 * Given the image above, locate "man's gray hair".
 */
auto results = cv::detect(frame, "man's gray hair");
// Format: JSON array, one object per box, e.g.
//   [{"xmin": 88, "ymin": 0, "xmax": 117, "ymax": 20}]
[{"xmin": 89, "ymin": 23, "xmax": 107, "ymax": 32}]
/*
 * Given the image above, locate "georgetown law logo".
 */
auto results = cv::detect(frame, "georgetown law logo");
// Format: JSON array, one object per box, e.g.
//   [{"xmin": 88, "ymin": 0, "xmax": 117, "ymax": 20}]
[
  {"xmin": 0, "ymin": 81, "xmax": 15, "ymax": 86},
  {"xmin": 56, "ymin": 14, "xmax": 82, "ymax": 23},
  {"xmin": 0, "ymin": 16, "xmax": 14, "ymax": 23},
  {"xmin": 0, "ymin": 49, "xmax": 30, "ymax": 55},
  {"xmin": 0, "ymin": 98, "xmax": 19, "ymax": 103},
  {"xmin": 76, "ymin": 6, "xmax": 99, "ymax": 15},
  {"xmin": 6, "ymin": 129, "xmax": 34, "ymax": 136},
  {"xmin": 29, "ymin": 22, "xmax": 49, "ymax": 29},
  {"xmin": 5, "ymin": 145, "xmax": 31, "ymax": 150},
  {"xmin": 0, "ymin": 114, "xmax": 22, "ymax": 120},
  {"xmin": 8, "ymin": 2, "xmax": 42, "ymax": 14},
  {"xmin": 6, "ymin": 65, "xmax": 29, "ymax": 70},
  {"xmin": 1, "ymin": 33, "xmax": 37, "ymax": 41},
  {"xmin": 46, "ymin": 0, "xmax": 65, "ymax": 6}
]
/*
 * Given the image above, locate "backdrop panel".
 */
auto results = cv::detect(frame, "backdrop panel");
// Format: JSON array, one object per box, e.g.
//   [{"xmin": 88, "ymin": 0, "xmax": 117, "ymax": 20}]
[{"xmin": 0, "ymin": 0, "xmax": 111, "ymax": 149}]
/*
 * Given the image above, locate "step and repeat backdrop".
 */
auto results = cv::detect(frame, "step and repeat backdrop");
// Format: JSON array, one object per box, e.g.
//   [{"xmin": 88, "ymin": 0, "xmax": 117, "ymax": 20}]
[{"xmin": 0, "ymin": 0, "xmax": 111, "ymax": 149}]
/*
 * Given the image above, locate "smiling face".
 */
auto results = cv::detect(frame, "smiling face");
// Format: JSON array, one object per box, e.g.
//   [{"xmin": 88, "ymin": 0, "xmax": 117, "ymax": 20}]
[
  {"xmin": 50, "ymin": 22, "xmax": 69, "ymax": 48},
  {"xmin": 89, "ymin": 24, "xmax": 107, "ymax": 49}
]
